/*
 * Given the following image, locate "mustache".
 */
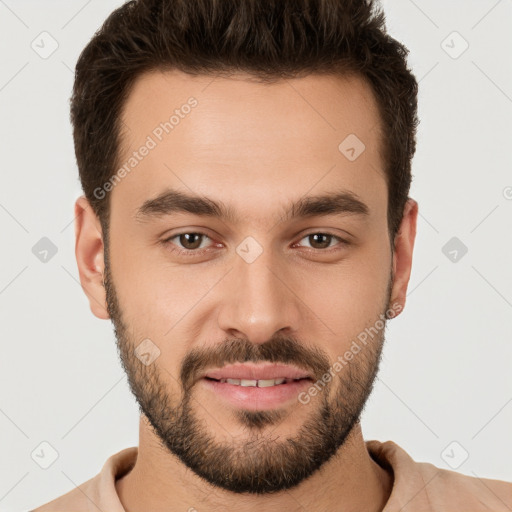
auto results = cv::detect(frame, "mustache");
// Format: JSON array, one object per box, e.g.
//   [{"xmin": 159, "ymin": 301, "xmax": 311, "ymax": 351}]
[{"xmin": 180, "ymin": 335, "xmax": 331, "ymax": 392}]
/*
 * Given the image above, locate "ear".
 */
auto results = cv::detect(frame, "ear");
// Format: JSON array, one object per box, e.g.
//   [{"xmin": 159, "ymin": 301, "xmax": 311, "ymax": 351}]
[
  {"xmin": 389, "ymin": 198, "xmax": 418, "ymax": 317},
  {"xmin": 74, "ymin": 196, "xmax": 110, "ymax": 320}
]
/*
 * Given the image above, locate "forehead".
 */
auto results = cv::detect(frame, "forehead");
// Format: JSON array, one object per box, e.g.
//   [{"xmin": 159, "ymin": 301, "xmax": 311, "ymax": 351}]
[{"xmin": 112, "ymin": 69, "xmax": 386, "ymax": 226}]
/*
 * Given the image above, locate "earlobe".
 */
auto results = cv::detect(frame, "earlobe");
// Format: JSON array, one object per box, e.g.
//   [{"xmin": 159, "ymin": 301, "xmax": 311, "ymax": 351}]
[
  {"xmin": 389, "ymin": 198, "xmax": 418, "ymax": 317},
  {"xmin": 74, "ymin": 196, "xmax": 110, "ymax": 320}
]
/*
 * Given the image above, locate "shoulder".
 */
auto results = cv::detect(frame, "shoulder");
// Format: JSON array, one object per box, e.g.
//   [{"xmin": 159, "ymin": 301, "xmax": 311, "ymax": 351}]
[
  {"xmin": 30, "ymin": 447, "xmax": 137, "ymax": 512},
  {"xmin": 367, "ymin": 439, "xmax": 512, "ymax": 511},
  {"xmin": 417, "ymin": 460, "xmax": 512, "ymax": 511},
  {"xmin": 30, "ymin": 476, "xmax": 96, "ymax": 512}
]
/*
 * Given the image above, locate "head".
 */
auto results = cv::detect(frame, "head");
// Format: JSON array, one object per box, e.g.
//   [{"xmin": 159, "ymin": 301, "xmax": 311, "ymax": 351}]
[{"xmin": 74, "ymin": 0, "xmax": 418, "ymax": 494}]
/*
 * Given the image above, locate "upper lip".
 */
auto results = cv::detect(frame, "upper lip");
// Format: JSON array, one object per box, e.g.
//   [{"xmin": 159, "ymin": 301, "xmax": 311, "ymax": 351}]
[{"xmin": 202, "ymin": 363, "xmax": 312, "ymax": 381}]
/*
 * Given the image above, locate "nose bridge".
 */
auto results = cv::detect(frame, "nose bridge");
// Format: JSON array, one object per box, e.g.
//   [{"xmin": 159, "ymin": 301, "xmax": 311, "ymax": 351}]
[{"xmin": 216, "ymin": 243, "xmax": 299, "ymax": 344}]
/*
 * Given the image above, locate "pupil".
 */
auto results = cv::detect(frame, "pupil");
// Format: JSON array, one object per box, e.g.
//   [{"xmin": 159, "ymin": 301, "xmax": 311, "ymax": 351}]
[
  {"xmin": 311, "ymin": 233, "xmax": 331, "ymax": 249},
  {"xmin": 181, "ymin": 233, "xmax": 202, "ymax": 249}
]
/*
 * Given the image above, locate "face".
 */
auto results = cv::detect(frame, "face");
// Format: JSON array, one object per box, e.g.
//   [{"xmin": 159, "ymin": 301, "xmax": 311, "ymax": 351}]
[{"xmin": 78, "ymin": 69, "xmax": 417, "ymax": 493}]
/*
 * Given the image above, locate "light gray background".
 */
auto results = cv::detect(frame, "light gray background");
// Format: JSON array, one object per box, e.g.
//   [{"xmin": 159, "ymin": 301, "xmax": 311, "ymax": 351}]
[{"xmin": 1, "ymin": 0, "xmax": 511, "ymax": 510}]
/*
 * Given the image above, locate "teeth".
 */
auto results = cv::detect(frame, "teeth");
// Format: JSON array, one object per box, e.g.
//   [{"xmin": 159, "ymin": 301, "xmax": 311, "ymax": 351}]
[
  {"xmin": 240, "ymin": 379, "xmax": 258, "ymax": 387},
  {"xmin": 257, "ymin": 379, "xmax": 278, "ymax": 387},
  {"xmin": 218, "ymin": 377, "xmax": 295, "ymax": 387}
]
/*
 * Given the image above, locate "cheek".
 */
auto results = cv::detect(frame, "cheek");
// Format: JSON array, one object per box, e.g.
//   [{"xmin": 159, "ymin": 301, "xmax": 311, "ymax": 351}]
[
  {"xmin": 296, "ymin": 241, "xmax": 391, "ymax": 351},
  {"xmin": 107, "ymin": 233, "xmax": 178, "ymax": 337},
  {"xmin": 108, "ymin": 237, "xmax": 222, "ymax": 362}
]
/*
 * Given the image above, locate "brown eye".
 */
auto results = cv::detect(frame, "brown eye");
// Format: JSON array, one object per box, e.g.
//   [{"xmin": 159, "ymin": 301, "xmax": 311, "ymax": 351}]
[
  {"xmin": 177, "ymin": 233, "xmax": 205, "ymax": 250},
  {"xmin": 307, "ymin": 233, "xmax": 333, "ymax": 249},
  {"xmin": 163, "ymin": 232, "xmax": 212, "ymax": 253},
  {"xmin": 294, "ymin": 232, "xmax": 349, "ymax": 252}
]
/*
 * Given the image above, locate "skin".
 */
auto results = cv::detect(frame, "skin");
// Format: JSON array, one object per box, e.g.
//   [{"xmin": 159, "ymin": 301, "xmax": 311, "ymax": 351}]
[{"xmin": 74, "ymin": 69, "xmax": 418, "ymax": 511}]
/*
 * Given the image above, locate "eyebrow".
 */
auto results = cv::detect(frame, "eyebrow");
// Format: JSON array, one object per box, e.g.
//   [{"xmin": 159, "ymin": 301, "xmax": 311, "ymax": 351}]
[{"xmin": 135, "ymin": 188, "xmax": 370, "ymax": 224}]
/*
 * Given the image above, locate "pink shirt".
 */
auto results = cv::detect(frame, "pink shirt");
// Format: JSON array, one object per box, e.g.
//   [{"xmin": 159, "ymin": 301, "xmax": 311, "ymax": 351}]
[{"xmin": 31, "ymin": 440, "xmax": 512, "ymax": 511}]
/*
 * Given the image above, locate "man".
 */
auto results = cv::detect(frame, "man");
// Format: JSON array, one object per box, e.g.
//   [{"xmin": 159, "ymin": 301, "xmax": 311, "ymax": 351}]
[{"xmin": 32, "ymin": 0, "xmax": 512, "ymax": 510}]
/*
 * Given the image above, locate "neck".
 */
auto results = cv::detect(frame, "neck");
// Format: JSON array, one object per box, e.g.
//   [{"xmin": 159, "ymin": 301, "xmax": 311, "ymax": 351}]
[{"xmin": 115, "ymin": 417, "xmax": 393, "ymax": 512}]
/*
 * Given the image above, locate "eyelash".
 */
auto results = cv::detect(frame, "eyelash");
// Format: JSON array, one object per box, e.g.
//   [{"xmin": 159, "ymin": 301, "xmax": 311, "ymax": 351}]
[{"xmin": 161, "ymin": 231, "xmax": 349, "ymax": 257}]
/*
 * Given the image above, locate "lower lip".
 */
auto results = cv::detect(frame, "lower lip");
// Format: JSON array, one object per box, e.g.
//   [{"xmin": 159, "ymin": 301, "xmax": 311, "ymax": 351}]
[{"xmin": 200, "ymin": 378, "xmax": 312, "ymax": 410}]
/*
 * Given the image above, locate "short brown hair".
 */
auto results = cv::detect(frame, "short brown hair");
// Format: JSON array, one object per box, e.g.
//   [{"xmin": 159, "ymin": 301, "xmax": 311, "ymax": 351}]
[{"xmin": 71, "ymin": 0, "xmax": 418, "ymax": 243}]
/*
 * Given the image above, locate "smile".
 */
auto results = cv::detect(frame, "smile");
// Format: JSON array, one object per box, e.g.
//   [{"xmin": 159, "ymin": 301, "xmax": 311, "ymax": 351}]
[{"xmin": 204, "ymin": 377, "xmax": 308, "ymax": 387}]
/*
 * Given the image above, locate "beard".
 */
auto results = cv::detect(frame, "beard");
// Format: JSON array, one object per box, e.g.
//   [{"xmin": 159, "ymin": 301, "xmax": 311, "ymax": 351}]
[{"xmin": 103, "ymin": 248, "xmax": 393, "ymax": 494}]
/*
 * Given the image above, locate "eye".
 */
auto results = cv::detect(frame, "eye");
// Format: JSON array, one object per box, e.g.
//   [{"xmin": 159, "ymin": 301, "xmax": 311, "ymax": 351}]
[
  {"xmin": 295, "ymin": 232, "xmax": 348, "ymax": 251},
  {"xmin": 161, "ymin": 230, "xmax": 349, "ymax": 257},
  {"xmin": 163, "ymin": 232, "xmax": 214, "ymax": 254}
]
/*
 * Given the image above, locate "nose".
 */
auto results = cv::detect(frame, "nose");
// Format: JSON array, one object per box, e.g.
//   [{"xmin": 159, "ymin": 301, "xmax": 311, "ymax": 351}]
[{"xmin": 216, "ymin": 246, "xmax": 302, "ymax": 345}]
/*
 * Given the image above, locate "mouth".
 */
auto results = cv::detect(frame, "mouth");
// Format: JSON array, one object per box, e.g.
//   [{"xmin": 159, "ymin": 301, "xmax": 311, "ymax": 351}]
[
  {"xmin": 202, "ymin": 362, "xmax": 313, "ymax": 381},
  {"xmin": 204, "ymin": 376, "xmax": 310, "ymax": 387},
  {"xmin": 199, "ymin": 363, "xmax": 314, "ymax": 410}
]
